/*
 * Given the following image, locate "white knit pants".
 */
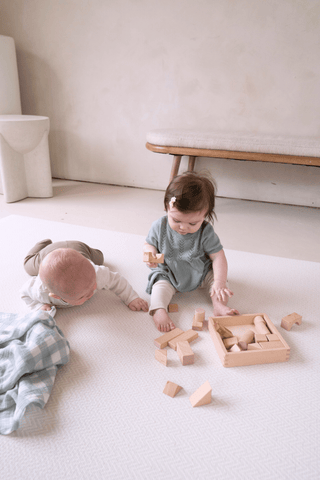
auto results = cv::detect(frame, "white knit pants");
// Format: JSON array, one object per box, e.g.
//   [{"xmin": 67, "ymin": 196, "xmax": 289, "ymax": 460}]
[{"xmin": 149, "ymin": 271, "xmax": 214, "ymax": 315}]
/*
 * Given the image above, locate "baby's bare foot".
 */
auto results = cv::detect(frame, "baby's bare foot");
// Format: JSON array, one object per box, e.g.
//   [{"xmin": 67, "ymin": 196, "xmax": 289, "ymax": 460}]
[
  {"xmin": 213, "ymin": 302, "xmax": 239, "ymax": 317},
  {"xmin": 153, "ymin": 308, "xmax": 175, "ymax": 332}
]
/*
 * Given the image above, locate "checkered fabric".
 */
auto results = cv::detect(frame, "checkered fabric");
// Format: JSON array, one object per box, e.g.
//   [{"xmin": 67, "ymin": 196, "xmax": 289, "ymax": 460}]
[{"xmin": 0, "ymin": 309, "xmax": 70, "ymax": 435}]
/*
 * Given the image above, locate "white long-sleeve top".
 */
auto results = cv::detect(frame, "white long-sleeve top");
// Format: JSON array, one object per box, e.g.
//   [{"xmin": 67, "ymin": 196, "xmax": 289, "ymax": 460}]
[{"xmin": 20, "ymin": 263, "xmax": 139, "ymax": 311}]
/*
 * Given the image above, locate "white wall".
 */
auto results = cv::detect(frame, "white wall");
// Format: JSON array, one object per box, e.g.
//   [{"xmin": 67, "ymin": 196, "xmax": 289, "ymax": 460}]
[{"xmin": 0, "ymin": 0, "xmax": 319, "ymax": 206}]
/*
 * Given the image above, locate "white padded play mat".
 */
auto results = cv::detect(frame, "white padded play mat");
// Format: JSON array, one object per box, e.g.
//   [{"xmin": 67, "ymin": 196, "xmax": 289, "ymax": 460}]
[{"xmin": 0, "ymin": 215, "xmax": 319, "ymax": 479}]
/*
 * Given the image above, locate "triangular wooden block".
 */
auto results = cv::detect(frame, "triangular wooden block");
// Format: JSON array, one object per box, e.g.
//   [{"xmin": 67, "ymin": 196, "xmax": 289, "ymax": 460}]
[
  {"xmin": 163, "ymin": 381, "xmax": 182, "ymax": 398},
  {"xmin": 189, "ymin": 380, "xmax": 212, "ymax": 407},
  {"xmin": 211, "ymin": 319, "xmax": 233, "ymax": 339}
]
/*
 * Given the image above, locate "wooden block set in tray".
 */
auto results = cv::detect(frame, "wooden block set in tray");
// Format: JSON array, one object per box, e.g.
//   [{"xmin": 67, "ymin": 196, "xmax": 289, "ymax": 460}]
[{"xmin": 208, "ymin": 313, "xmax": 290, "ymax": 367}]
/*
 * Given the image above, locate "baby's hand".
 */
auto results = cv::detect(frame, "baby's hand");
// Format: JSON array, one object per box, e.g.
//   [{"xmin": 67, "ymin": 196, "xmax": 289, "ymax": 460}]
[
  {"xmin": 146, "ymin": 261, "xmax": 158, "ymax": 269},
  {"xmin": 41, "ymin": 304, "xmax": 52, "ymax": 311},
  {"xmin": 210, "ymin": 286, "xmax": 234, "ymax": 303},
  {"xmin": 128, "ymin": 297, "xmax": 149, "ymax": 312}
]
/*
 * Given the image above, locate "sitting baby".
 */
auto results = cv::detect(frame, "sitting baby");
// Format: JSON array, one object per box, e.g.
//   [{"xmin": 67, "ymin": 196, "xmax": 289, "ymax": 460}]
[{"xmin": 20, "ymin": 239, "xmax": 148, "ymax": 312}]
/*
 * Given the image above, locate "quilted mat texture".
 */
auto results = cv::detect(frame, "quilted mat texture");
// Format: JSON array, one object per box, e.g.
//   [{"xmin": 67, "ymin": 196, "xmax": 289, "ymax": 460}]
[{"xmin": 0, "ymin": 215, "xmax": 319, "ymax": 479}]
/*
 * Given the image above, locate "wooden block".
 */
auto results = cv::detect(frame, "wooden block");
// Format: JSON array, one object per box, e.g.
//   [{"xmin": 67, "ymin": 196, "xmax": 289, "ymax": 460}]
[
  {"xmin": 259, "ymin": 341, "xmax": 283, "ymax": 349},
  {"xmin": 154, "ymin": 328, "xmax": 184, "ymax": 349},
  {"xmin": 223, "ymin": 336, "xmax": 238, "ymax": 349},
  {"xmin": 230, "ymin": 343, "xmax": 242, "ymax": 352},
  {"xmin": 143, "ymin": 252, "xmax": 164, "ymax": 263},
  {"xmin": 281, "ymin": 312, "xmax": 302, "ymax": 331},
  {"xmin": 189, "ymin": 380, "xmax": 212, "ymax": 407},
  {"xmin": 212, "ymin": 320, "xmax": 233, "ymax": 338},
  {"xmin": 163, "ymin": 381, "xmax": 182, "ymax": 398},
  {"xmin": 254, "ymin": 315, "xmax": 270, "ymax": 334},
  {"xmin": 247, "ymin": 343, "xmax": 262, "ymax": 350},
  {"xmin": 168, "ymin": 329, "xmax": 199, "ymax": 350},
  {"xmin": 208, "ymin": 314, "xmax": 290, "ymax": 367},
  {"xmin": 238, "ymin": 330, "xmax": 254, "ymax": 350},
  {"xmin": 192, "ymin": 308, "xmax": 205, "ymax": 330},
  {"xmin": 177, "ymin": 341, "xmax": 194, "ymax": 365},
  {"xmin": 168, "ymin": 303, "xmax": 178, "ymax": 312},
  {"xmin": 155, "ymin": 349, "xmax": 167, "ymax": 366},
  {"xmin": 192, "ymin": 320, "xmax": 203, "ymax": 331},
  {"xmin": 267, "ymin": 333, "xmax": 279, "ymax": 342},
  {"xmin": 255, "ymin": 333, "xmax": 268, "ymax": 343},
  {"xmin": 195, "ymin": 308, "xmax": 205, "ymax": 322}
]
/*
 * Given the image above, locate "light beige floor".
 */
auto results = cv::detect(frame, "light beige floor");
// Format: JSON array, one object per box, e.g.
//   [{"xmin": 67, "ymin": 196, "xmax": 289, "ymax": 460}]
[{"xmin": 1, "ymin": 178, "xmax": 319, "ymax": 262}]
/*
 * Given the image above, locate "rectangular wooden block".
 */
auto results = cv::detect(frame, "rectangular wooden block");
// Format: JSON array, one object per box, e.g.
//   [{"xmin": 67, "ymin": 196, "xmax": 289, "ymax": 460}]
[
  {"xmin": 208, "ymin": 313, "xmax": 290, "ymax": 367},
  {"xmin": 267, "ymin": 334, "xmax": 279, "ymax": 342},
  {"xmin": 177, "ymin": 341, "xmax": 194, "ymax": 365},
  {"xmin": 192, "ymin": 316, "xmax": 203, "ymax": 331},
  {"xmin": 168, "ymin": 303, "xmax": 178, "ymax": 312},
  {"xmin": 168, "ymin": 329, "xmax": 199, "ymax": 350},
  {"xmin": 259, "ymin": 341, "xmax": 283, "ymax": 349},
  {"xmin": 192, "ymin": 322, "xmax": 203, "ymax": 331},
  {"xmin": 247, "ymin": 343, "xmax": 262, "ymax": 350},
  {"xmin": 154, "ymin": 328, "xmax": 184, "ymax": 349},
  {"xmin": 192, "ymin": 308, "xmax": 205, "ymax": 330},
  {"xmin": 143, "ymin": 252, "xmax": 164, "ymax": 263},
  {"xmin": 155, "ymin": 349, "xmax": 167, "ymax": 366},
  {"xmin": 255, "ymin": 333, "xmax": 268, "ymax": 343}
]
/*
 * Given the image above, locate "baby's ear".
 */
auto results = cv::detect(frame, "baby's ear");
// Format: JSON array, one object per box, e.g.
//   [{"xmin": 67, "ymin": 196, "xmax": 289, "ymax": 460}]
[{"xmin": 49, "ymin": 293, "xmax": 61, "ymax": 300}]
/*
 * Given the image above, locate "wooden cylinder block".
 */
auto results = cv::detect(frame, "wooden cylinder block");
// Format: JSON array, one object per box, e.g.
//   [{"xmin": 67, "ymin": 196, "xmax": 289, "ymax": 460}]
[
  {"xmin": 254, "ymin": 316, "xmax": 270, "ymax": 334},
  {"xmin": 238, "ymin": 330, "xmax": 254, "ymax": 350},
  {"xmin": 195, "ymin": 308, "xmax": 205, "ymax": 322}
]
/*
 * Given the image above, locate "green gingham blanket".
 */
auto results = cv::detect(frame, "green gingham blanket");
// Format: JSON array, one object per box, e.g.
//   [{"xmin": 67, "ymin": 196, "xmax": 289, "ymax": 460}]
[{"xmin": 0, "ymin": 309, "xmax": 70, "ymax": 435}]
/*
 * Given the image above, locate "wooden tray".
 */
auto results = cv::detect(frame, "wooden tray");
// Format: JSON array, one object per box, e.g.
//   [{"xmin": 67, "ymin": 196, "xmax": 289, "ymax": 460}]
[{"xmin": 208, "ymin": 313, "xmax": 290, "ymax": 367}]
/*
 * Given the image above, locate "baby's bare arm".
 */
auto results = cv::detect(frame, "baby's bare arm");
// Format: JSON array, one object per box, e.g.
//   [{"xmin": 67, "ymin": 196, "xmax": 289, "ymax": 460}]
[{"xmin": 209, "ymin": 249, "xmax": 233, "ymax": 302}]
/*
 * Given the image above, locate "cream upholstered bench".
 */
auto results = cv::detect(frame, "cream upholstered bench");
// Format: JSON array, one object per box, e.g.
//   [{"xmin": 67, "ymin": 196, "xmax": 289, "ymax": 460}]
[{"xmin": 146, "ymin": 129, "xmax": 320, "ymax": 183}]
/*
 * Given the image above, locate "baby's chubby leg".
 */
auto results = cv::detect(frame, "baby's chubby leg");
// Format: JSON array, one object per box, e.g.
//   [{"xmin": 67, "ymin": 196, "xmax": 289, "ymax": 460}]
[
  {"xmin": 24, "ymin": 239, "xmax": 53, "ymax": 275},
  {"xmin": 149, "ymin": 280, "xmax": 176, "ymax": 332}
]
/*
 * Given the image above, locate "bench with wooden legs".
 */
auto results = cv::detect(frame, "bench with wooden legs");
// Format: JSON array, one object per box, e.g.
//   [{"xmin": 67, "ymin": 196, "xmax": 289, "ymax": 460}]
[{"xmin": 146, "ymin": 129, "xmax": 320, "ymax": 183}]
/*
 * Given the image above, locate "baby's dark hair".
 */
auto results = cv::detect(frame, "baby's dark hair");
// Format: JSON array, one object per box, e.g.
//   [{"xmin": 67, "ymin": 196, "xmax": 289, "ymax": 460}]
[{"xmin": 164, "ymin": 171, "xmax": 217, "ymax": 223}]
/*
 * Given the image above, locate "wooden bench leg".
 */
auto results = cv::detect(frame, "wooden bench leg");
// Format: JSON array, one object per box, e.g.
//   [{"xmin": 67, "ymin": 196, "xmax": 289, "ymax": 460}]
[
  {"xmin": 188, "ymin": 155, "xmax": 196, "ymax": 172},
  {"xmin": 170, "ymin": 155, "xmax": 182, "ymax": 182}
]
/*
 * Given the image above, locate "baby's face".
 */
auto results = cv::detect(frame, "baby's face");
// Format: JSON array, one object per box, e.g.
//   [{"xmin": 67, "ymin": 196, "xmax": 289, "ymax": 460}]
[
  {"xmin": 58, "ymin": 277, "xmax": 97, "ymax": 306},
  {"xmin": 167, "ymin": 207, "xmax": 207, "ymax": 235}
]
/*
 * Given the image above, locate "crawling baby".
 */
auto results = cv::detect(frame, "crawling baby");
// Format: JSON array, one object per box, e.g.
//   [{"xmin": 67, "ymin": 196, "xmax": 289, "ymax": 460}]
[{"xmin": 20, "ymin": 239, "xmax": 148, "ymax": 312}]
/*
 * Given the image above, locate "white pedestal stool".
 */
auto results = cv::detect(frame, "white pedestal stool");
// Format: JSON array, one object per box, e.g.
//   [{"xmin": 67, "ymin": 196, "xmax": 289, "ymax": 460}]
[
  {"xmin": 0, "ymin": 115, "xmax": 53, "ymax": 203},
  {"xmin": 0, "ymin": 34, "xmax": 53, "ymax": 203}
]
